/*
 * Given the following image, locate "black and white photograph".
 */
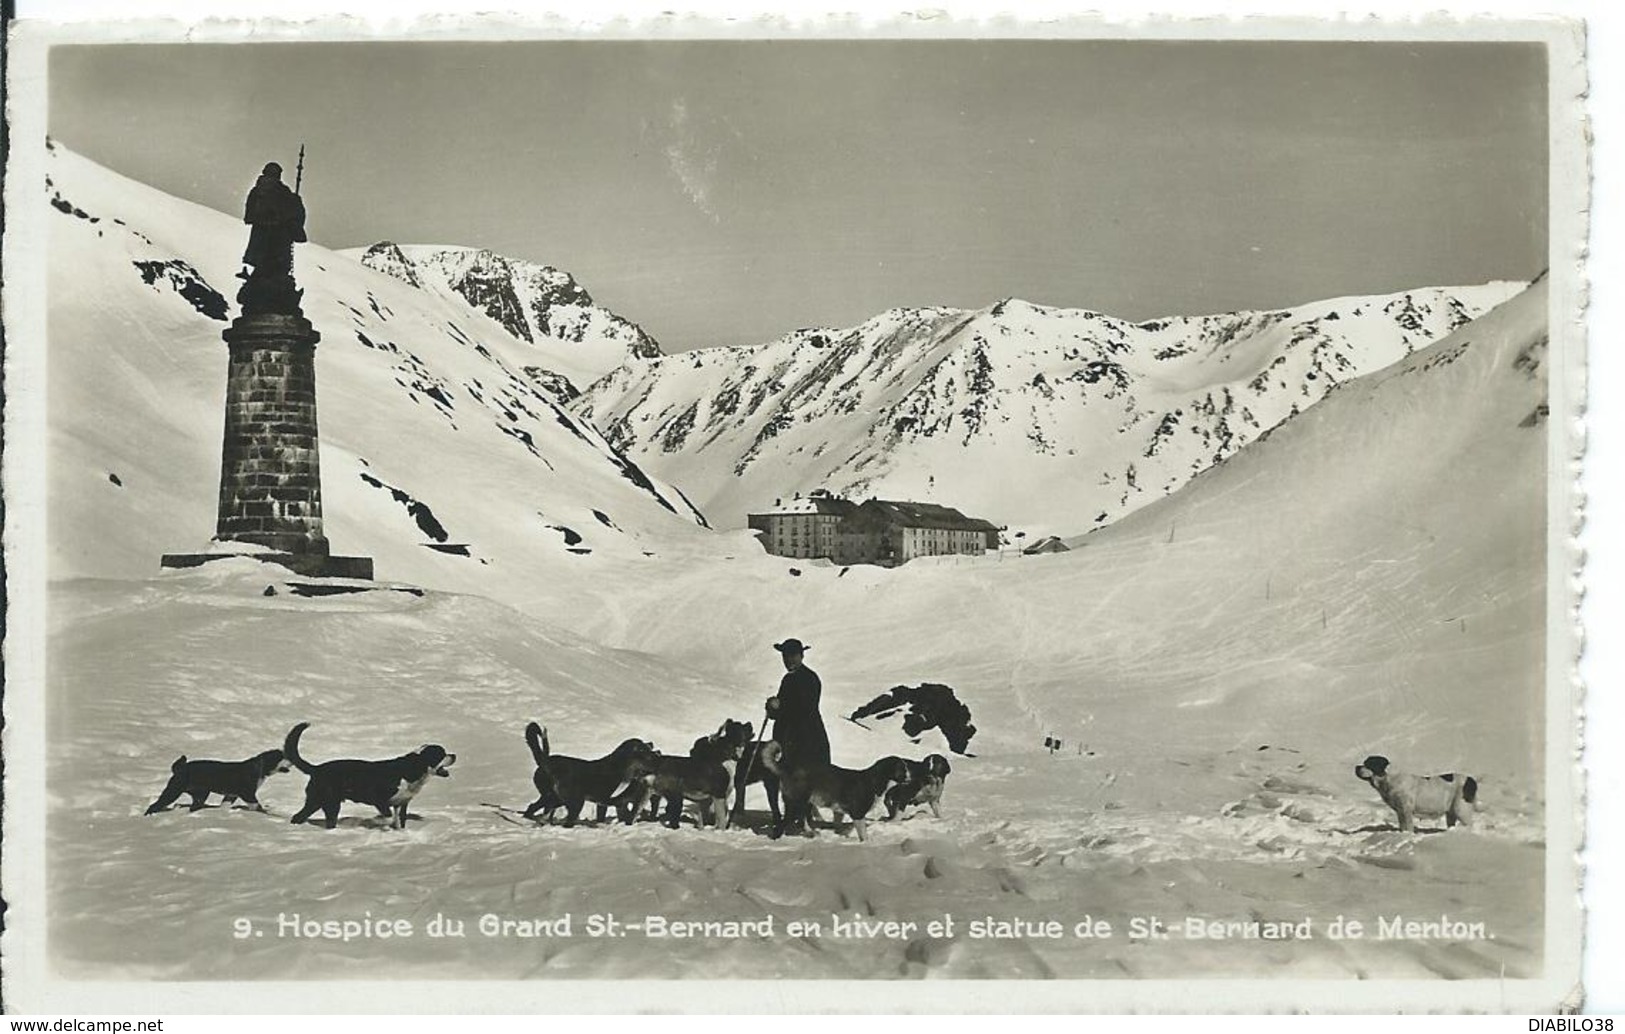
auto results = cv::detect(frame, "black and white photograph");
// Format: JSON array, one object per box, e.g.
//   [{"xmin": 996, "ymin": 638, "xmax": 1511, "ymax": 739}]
[{"xmin": 0, "ymin": 10, "xmax": 1591, "ymax": 1015}]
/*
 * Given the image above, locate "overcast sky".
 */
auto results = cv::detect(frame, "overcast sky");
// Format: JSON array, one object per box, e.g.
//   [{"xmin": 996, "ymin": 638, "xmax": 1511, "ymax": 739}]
[{"xmin": 49, "ymin": 40, "xmax": 1547, "ymax": 351}]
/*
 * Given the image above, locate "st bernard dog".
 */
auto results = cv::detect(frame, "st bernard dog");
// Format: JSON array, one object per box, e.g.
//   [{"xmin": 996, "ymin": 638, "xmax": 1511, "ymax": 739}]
[{"xmin": 1354, "ymin": 754, "xmax": 1478, "ymax": 832}]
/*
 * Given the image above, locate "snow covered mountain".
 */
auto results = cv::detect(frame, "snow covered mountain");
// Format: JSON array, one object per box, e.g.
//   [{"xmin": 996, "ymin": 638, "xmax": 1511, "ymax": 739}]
[
  {"xmin": 350, "ymin": 242, "xmax": 662, "ymax": 397},
  {"xmin": 582, "ymin": 284, "xmax": 1524, "ymax": 535},
  {"xmin": 44, "ymin": 142, "xmax": 708, "ymax": 596},
  {"xmin": 602, "ymin": 276, "xmax": 1551, "ymax": 778},
  {"xmin": 36, "ymin": 141, "xmax": 1556, "ymax": 988},
  {"xmin": 42, "ymin": 276, "xmax": 1553, "ymax": 985}
]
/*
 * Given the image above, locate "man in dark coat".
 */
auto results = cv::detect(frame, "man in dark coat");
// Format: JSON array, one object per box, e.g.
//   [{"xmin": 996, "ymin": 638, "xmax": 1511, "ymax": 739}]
[
  {"xmin": 240, "ymin": 161, "xmax": 307, "ymax": 279},
  {"xmin": 766, "ymin": 638, "xmax": 830, "ymax": 771}
]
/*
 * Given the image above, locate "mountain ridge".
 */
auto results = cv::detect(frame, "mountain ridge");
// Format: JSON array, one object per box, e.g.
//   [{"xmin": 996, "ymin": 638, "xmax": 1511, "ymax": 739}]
[
  {"xmin": 581, "ymin": 280, "xmax": 1525, "ymax": 536},
  {"xmin": 348, "ymin": 241, "xmax": 663, "ymax": 399},
  {"xmin": 44, "ymin": 142, "xmax": 709, "ymax": 605}
]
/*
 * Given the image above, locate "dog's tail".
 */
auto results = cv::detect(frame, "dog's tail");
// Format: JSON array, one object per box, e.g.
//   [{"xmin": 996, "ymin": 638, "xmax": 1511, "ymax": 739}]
[
  {"xmin": 525, "ymin": 721, "xmax": 550, "ymax": 766},
  {"xmin": 1463, "ymin": 776, "xmax": 1479, "ymax": 805},
  {"xmin": 171, "ymin": 755, "xmax": 188, "ymax": 773},
  {"xmin": 284, "ymin": 722, "xmax": 317, "ymax": 774}
]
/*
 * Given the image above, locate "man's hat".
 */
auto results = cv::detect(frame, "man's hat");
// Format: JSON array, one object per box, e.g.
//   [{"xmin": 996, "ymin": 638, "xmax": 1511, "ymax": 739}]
[
  {"xmin": 773, "ymin": 638, "xmax": 810, "ymax": 654},
  {"xmin": 262, "ymin": 162, "xmax": 283, "ymax": 177}
]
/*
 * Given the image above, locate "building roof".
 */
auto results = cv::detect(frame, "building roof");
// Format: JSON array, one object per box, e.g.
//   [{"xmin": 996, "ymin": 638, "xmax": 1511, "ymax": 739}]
[
  {"xmin": 747, "ymin": 494, "xmax": 998, "ymax": 533},
  {"xmin": 1022, "ymin": 535, "xmax": 1072, "ymax": 554},
  {"xmin": 748, "ymin": 494, "xmax": 859, "ymax": 518},
  {"xmin": 862, "ymin": 499, "xmax": 999, "ymax": 532}
]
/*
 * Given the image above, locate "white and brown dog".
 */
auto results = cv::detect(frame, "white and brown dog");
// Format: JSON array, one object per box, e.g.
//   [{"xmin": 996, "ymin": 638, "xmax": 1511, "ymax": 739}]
[{"xmin": 1354, "ymin": 755, "xmax": 1478, "ymax": 832}]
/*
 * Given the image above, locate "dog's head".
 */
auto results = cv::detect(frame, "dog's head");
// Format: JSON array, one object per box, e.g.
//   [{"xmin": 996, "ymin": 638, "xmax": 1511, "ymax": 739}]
[
  {"xmin": 719, "ymin": 719, "xmax": 754, "ymax": 748},
  {"xmin": 692, "ymin": 721, "xmax": 751, "ymax": 759},
  {"xmin": 924, "ymin": 754, "xmax": 952, "ymax": 780},
  {"xmin": 1354, "ymin": 754, "xmax": 1390, "ymax": 785},
  {"xmin": 615, "ymin": 737, "xmax": 659, "ymax": 759},
  {"xmin": 614, "ymin": 738, "xmax": 661, "ymax": 774},
  {"xmin": 256, "ymin": 748, "xmax": 293, "ymax": 776},
  {"xmin": 415, "ymin": 744, "xmax": 456, "ymax": 778},
  {"xmin": 706, "ymin": 719, "xmax": 754, "ymax": 759}
]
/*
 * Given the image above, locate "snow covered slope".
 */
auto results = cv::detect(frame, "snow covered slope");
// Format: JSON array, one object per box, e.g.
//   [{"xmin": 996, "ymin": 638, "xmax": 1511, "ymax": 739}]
[
  {"xmin": 349, "ymin": 242, "xmax": 662, "ymax": 395},
  {"xmin": 44, "ymin": 141, "xmax": 1546, "ymax": 769},
  {"xmin": 45, "ymin": 143, "xmax": 708, "ymax": 598},
  {"xmin": 595, "ymin": 277, "xmax": 1549, "ymax": 780},
  {"xmin": 583, "ymin": 285, "xmax": 1523, "ymax": 534},
  {"xmin": 48, "ymin": 560, "xmax": 1544, "ymax": 984},
  {"xmin": 37, "ymin": 145, "xmax": 1551, "ymax": 988},
  {"xmin": 45, "ymin": 276, "xmax": 1549, "ymax": 982}
]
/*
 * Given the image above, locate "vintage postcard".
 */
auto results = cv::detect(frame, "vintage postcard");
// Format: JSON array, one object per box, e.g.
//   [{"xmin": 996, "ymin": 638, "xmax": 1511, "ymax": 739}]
[{"xmin": 1, "ymin": 12, "xmax": 1589, "ymax": 1014}]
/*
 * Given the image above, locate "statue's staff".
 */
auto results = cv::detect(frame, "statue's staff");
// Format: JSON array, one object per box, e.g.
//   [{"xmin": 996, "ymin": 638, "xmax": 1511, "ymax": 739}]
[{"xmin": 295, "ymin": 143, "xmax": 305, "ymax": 196}]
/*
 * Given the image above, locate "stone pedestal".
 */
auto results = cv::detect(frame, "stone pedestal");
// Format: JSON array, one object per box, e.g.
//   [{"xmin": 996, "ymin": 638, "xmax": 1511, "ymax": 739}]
[
  {"xmin": 159, "ymin": 550, "xmax": 374, "ymax": 580},
  {"xmin": 162, "ymin": 309, "xmax": 372, "ymax": 580},
  {"xmin": 214, "ymin": 312, "xmax": 327, "ymax": 552}
]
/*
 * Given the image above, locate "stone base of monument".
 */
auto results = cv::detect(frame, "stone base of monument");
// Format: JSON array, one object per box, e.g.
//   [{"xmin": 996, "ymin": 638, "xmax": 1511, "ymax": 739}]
[{"xmin": 160, "ymin": 551, "xmax": 375, "ymax": 580}]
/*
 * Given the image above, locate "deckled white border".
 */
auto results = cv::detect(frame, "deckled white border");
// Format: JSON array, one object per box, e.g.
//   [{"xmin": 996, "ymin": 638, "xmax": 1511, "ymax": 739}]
[{"xmin": 1, "ymin": 9, "xmax": 1592, "ymax": 1014}]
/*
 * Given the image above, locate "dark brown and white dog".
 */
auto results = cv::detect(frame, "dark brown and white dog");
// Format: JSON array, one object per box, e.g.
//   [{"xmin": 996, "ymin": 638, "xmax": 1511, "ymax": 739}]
[
  {"xmin": 640, "ymin": 719, "xmax": 755, "ymax": 829},
  {"xmin": 1354, "ymin": 754, "xmax": 1478, "ymax": 832},
  {"xmin": 759, "ymin": 741, "xmax": 910, "ymax": 842},
  {"xmin": 732, "ymin": 739, "xmax": 783, "ymax": 829},
  {"xmin": 522, "ymin": 721, "xmax": 660, "ymax": 827},
  {"xmin": 145, "ymin": 749, "xmax": 292, "ymax": 814},
  {"xmin": 882, "ymin": 754, "xmax": 952, "ymax": 820},
  {"xmin": 285, "ymin": 723, "xmax": 456, "ymax": 830}
]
